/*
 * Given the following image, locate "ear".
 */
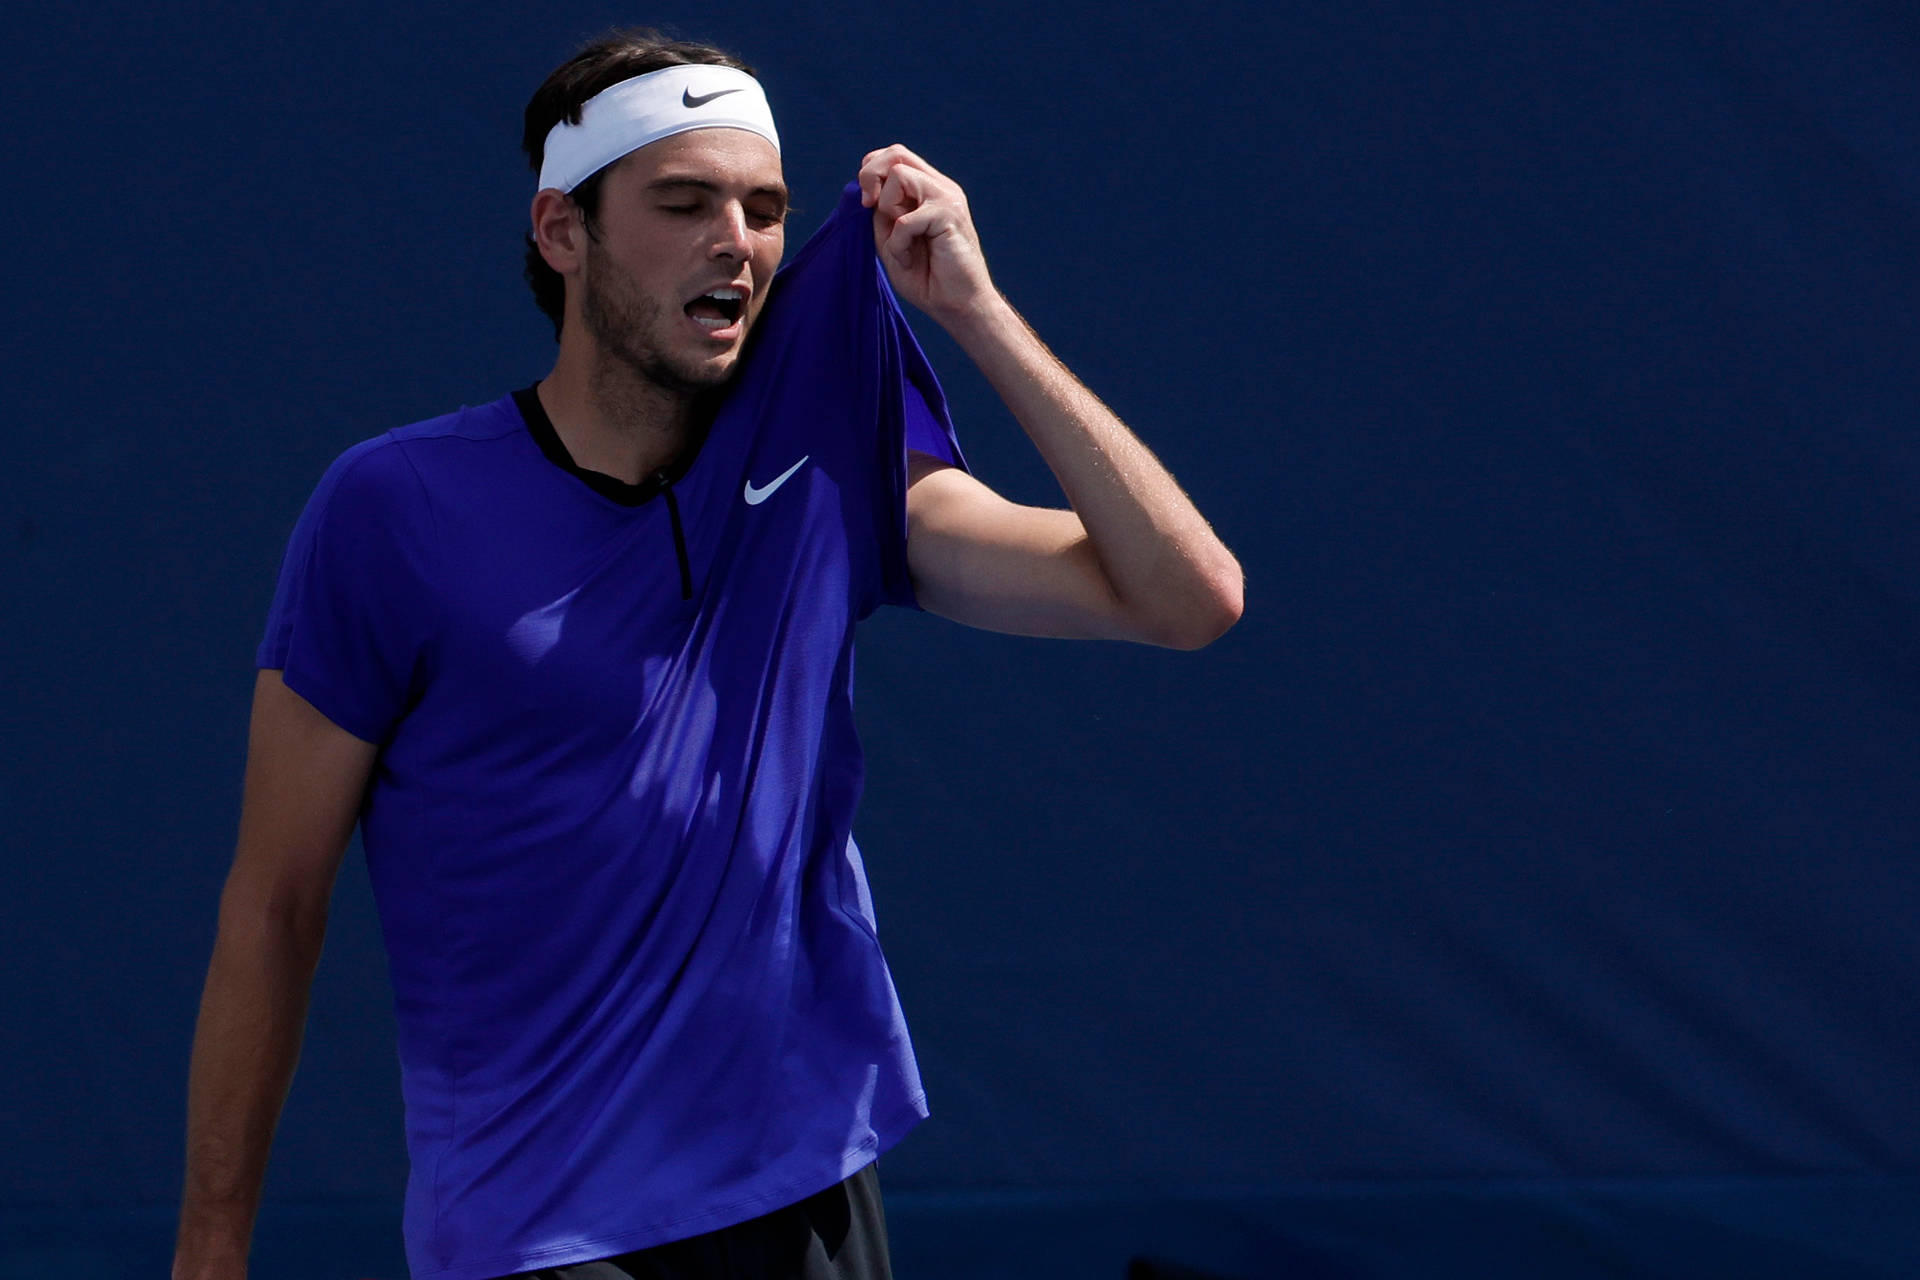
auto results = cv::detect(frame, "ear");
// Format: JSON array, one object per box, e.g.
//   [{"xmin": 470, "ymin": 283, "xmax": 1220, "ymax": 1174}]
[{"xmin": 531, "ymin": 188, "xmax": 586, "ymax": 276}]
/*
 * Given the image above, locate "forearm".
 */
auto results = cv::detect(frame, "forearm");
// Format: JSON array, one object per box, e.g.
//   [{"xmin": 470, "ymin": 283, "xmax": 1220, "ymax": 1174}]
[
  {"xmin": 174, "ymin": 898, "xmax": 326, "ymax": 1278},
  {"xmin": 942, "ymin": 294, "xmax": 1244, "ymax": 646}
]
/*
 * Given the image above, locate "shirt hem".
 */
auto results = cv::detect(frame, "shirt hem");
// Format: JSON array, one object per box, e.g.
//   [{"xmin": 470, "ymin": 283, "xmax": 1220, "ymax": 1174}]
[{"xmin": 409, "ymin": 1095, "xmax": 927, "ymax": 1280}]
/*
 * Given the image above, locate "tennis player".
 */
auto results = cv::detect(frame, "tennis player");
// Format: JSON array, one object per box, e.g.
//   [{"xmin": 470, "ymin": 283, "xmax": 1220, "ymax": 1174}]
[{"xmin": 174, "ymin": 29, "xmax": 1241, "ymax": 1280}]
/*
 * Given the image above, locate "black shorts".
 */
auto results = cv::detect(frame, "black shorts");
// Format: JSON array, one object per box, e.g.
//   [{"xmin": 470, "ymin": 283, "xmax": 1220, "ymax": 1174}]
[{"xmin": 495, "ymin": 1162, "xmax": 892, "ymax": 1280}]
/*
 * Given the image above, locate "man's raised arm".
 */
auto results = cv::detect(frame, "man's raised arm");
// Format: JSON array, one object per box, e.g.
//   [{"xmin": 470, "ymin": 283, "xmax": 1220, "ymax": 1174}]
[
  {"xmin": 858, "ymin": 145, "xmax": 1244, "ymax": 649},
  {"xmin": 174, "ymin": 671, "xmax": 376, "ymax": 1280}
]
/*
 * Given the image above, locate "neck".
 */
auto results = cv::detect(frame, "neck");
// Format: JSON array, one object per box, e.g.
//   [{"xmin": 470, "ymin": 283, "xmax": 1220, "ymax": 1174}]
[{"xmin": 538, "ymin": 335, "xmax": 699, "ymax": 484}]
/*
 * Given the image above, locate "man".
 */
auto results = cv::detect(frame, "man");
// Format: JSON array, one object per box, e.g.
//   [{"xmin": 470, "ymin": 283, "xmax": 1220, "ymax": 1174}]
[{"xmin": 174, "ymin": 29, "xmax": 1241, "ymax": 1280}]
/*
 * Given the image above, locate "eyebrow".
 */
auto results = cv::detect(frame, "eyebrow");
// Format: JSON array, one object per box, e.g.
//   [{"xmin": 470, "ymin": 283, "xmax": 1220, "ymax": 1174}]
[{"xmin": 646, "ymin": 176, "xmax": 790, "ymax": 207}]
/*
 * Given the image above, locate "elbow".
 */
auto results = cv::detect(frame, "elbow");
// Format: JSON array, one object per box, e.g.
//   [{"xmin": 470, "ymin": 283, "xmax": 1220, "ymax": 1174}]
[
  {"xmin": 1177, "ymin": 581, "xmax": 1246, "ymax": 650},
  {"xmin": 217, "ymin": 867, "xmax": 333, "ymax": 956},
  {"xmin": 1149, "ymin": 565, "xmax": 1244, "ymax": 651}
]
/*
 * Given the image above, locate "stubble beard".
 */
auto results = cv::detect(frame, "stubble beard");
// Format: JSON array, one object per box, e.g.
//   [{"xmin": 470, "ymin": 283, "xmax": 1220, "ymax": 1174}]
[{"xmin": 581, "ymin": 242, "xmax": 738, "ymax": 400}]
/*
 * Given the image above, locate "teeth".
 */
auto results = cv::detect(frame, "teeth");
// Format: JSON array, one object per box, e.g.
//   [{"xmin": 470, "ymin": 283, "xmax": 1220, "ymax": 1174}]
[{"xmin": 688, "ymin": 286, "xmax": 745, "ymax": 331}]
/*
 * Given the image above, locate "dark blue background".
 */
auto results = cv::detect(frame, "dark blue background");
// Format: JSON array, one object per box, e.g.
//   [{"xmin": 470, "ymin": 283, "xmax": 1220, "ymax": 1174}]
[{"xmin": 4, "ymin": 1, "xmax": 1917, "ymax": 1275}]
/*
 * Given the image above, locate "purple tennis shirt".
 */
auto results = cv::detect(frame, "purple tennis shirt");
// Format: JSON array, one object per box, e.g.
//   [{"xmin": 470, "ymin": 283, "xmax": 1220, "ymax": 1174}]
[{"xmin": 257, "ymin": 185, "xmax": 965, "ymax": 1279}]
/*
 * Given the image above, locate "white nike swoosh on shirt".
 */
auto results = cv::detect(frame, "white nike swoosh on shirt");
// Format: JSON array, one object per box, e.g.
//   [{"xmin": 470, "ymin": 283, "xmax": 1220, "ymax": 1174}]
[{"xmin": 744, "ymin": 456, "xmax": 810, "ymax": 505}]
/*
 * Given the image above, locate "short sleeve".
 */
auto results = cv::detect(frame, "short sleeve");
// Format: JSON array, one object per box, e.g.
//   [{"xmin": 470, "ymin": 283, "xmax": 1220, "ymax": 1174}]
[
  {"xmin": 901, "ymin": 333, "xmax": 963, "ymax": 469},
  {"xmin": 256, "ymin": 437, "xmax": 440, "ymax": 744},
  {"xmin": 876, "ymin": 277, "xmax": 968, "ymax": 612}
]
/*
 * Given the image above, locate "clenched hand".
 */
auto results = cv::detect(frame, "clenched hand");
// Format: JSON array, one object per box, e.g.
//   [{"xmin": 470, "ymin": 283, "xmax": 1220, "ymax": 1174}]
[{"xmin": 858, "ymin": 145, "xmax": 999, "ymax": 328}]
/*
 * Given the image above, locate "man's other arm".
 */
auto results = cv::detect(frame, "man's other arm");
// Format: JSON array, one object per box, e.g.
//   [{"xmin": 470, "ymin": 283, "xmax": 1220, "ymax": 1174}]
[
  {"xmin": 859, "ymin": 145, "xmax": 1244, "ymax": 649},
  {"xmin": 174, "ymin": 671, "xmax": 377, "ymax": 1280}
]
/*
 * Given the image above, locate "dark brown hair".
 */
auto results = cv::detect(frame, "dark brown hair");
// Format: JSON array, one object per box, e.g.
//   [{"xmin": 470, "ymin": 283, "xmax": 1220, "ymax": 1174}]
[{"xmin": 521, "ymin": 29, "xmax": 756, "ymax": 338}]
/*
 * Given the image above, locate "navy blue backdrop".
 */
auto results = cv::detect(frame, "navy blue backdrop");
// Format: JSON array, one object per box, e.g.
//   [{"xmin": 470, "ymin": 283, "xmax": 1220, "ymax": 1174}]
[{"xmin": 3, "ymin": 2, "xmax": 1917, "ymax": 1276}]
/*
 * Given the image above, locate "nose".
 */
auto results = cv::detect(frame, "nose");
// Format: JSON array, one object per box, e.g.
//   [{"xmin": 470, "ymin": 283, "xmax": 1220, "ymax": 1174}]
[{"xmin": 711, "ymin": 202, "xmax": 752, "ymax": 261}]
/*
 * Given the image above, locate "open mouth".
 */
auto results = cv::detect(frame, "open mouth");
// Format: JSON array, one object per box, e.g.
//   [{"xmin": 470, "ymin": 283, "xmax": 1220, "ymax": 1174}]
[{"xmin": 685, "ymin": 286, "xmax": 747, "ymax": 331}]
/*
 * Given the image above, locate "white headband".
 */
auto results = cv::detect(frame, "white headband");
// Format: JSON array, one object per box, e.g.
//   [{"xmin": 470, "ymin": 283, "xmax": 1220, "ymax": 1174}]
[{"xmin": 537, "ymin": 65, "xmax": 780, "ymax": 193}]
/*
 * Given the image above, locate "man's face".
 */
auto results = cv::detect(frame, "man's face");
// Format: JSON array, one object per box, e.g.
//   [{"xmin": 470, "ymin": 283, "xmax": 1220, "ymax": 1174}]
[{"xmin": 574, "ymin": 128, "xmax": 788, "ymax": 394}]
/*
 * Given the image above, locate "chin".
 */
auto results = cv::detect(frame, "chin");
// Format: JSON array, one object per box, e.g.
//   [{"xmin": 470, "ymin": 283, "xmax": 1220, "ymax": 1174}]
[
  {"xmin": 613, "ymin": 344, "xmax": 741, "ymax": 398},
  {"xmin": 672, "ymin": 353, "xmax": 744, "ymax": 393}
]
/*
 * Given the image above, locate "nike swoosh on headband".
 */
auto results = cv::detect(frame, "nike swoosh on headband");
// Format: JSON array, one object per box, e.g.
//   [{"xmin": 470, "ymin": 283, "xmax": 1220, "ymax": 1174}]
[
  {"xmin": 539, "ymin": 68, "xmax": 780, "ymax": 192},
  {"xmin": 744, "ymin": 456, "xmax": 810, "ymax": 506}
]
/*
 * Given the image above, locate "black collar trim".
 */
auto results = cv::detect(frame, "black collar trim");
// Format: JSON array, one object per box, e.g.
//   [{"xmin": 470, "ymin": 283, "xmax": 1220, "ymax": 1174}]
[{"xmin": 512, "ymin": 384, "xmax": 710, "ymax": 508}]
